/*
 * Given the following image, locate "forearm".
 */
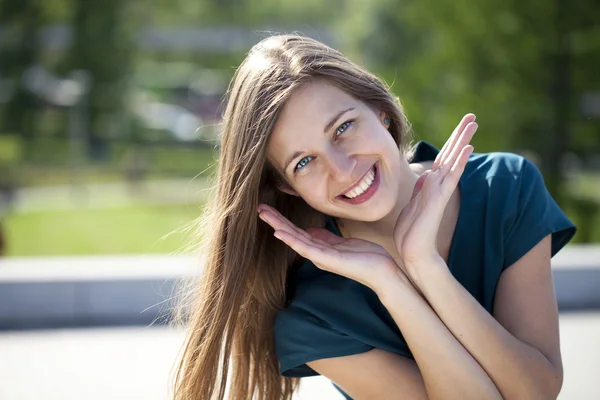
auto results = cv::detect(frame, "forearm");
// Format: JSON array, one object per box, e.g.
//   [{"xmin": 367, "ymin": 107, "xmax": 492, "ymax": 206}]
[
  {"xmin": 411, "ymin": 258, "xmax": 561, "ymax": 399},
  {"xmin": 376, "ymin": 272, "xmax": 502, "ymax": 400}
]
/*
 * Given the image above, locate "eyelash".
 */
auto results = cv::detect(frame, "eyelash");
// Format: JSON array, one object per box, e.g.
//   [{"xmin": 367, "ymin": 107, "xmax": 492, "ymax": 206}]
[
  {"xmin": 335, "ymin": 120, "xmax": 354, "ymax": 137},
  {"xmin": 293, "ymin": 119, "xmax": 355, "ymax": 172}
]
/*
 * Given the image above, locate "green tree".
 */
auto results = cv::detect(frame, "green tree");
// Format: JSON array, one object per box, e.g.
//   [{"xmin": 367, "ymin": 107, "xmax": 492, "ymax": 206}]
[
  {"xmin": 67, "ymin": 0, "xmax": 139, "ymax": 160},
  {"xmin": 339, "ymin": 0, "xmax": 600, "ymax": 198},
  {"xmin": 0, "ymin": 0, "xmax": 43, "ymax": 156}
]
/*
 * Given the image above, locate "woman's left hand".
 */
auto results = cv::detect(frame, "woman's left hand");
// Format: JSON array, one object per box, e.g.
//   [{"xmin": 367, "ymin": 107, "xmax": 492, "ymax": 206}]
[{"xmin": 393, "ymin": 114, "xmax": 477, "ymax": 270}]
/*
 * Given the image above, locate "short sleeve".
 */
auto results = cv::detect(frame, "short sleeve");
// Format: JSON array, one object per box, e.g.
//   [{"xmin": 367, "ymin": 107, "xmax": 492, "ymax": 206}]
[
  {"xmin": 274, "ymin": 306, "xmax": 373, "ymax": 377},
  {"xmin": 502, "ymin": 158, "xmax": 576, "ymax": 270}
]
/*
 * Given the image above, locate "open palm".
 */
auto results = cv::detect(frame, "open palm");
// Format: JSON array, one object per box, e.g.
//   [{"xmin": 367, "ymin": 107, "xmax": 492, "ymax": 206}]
[
  {"xmin": 393, "ymin": 114, "xmax": 477, "ymax": 265},
  {"xmin": 257, "ymin": 204, "xmax": 398, "ymax": 290}
]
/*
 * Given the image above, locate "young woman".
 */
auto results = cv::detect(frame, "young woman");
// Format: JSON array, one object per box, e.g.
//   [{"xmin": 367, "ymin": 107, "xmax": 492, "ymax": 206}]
[{"xmin": 173, "ymin": 34, "xmax": 576, "ymax": 400}]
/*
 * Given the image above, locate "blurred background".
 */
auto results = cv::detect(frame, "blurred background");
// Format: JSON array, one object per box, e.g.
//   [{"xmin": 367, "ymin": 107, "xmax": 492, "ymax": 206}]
[{"xmin": 0, "ymin": 0, "xmax": 598, "ymax": 399}]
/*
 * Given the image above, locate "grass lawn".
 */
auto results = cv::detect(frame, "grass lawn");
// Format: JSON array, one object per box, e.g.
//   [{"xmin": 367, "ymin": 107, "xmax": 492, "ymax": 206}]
[
  {"xmin": 2, "ymin": 191, "xmax": 600, "ymax": 258},
  {"xmin": 3, "ymin": 204, "xmax": 205, "ymax": 257}
]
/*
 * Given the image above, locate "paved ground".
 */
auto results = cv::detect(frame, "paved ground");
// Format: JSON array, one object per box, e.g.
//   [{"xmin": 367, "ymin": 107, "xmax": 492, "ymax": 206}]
[{"xmin": 0, "ymin": 312, "xmax": 598, "ymax": 400}]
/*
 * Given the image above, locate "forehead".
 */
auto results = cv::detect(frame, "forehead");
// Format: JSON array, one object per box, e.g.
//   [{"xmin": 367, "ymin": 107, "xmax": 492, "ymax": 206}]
[
  {"xmin": 268, "ymin": 81, "xmax": 361, "ymax": 167},
  {"xmin": 280, "ymin": 80, "xmax": 357, "ymax": 118}
]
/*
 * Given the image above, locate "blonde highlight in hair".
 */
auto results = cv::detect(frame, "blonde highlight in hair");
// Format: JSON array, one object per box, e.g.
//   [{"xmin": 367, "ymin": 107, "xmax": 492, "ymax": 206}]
[{"xmin": 173, "ymin": 34, "xmax": 412, "ymax": 400}]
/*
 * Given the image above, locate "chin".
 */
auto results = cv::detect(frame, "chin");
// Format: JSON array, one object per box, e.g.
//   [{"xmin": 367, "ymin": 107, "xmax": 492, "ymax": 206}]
[
  {"xmin": 358, "ymin": 200, "xmax": 396, "ymax": 221},
  {"xmin": 336, "ymin": 195, "xmax": 397, "ymax": 222}
]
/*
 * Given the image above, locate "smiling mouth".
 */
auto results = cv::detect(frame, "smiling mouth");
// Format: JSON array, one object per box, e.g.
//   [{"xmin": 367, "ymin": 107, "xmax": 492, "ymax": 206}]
[
  {"xmin": 337, "ymin": 164, "xmax": 380, "ymax": 204},
  {"xmin": 342, "ymin": 166, "xmax": 376, "ymax": 198}
]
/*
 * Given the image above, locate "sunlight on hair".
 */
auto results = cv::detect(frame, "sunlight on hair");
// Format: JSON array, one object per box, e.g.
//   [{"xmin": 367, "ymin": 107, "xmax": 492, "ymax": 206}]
[{"xmin": 245, "ymin": 52, "xmax": 273, "ymax": 73}]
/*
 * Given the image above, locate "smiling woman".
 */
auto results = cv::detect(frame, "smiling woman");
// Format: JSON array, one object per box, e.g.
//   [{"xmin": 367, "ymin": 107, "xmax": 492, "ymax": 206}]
[
  {"xmin": 267, "ymin": 81, "xmax": 409, "ymax": 216},
  {"xmin": 173, "ymin": 34, "xmax": 576, "ymax": 400}
]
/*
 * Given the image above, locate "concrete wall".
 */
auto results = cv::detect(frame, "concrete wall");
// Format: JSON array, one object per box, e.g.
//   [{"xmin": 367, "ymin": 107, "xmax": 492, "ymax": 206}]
[{"xmin": 0, "ymin": 247, "xmax": 598, "ymax": 330}]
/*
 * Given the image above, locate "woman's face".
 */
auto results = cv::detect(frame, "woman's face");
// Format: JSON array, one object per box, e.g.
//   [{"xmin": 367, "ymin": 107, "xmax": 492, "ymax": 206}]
[{"xmin": 267, "ymin": 80, "xmax": 410, "ymax": 222}]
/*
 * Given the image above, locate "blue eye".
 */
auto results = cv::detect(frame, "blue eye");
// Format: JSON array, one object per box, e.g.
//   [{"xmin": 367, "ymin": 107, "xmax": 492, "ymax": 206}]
[
  {"xmin": 336, "ymin": 120, "xmax": 353, "ymax": 136},
  {"xmin": 294, "ymin": 155, "xmax": 314, "ymax": 171}
]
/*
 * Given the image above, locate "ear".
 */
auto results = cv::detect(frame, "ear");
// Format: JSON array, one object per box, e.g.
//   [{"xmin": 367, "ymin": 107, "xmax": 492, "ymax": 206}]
[{"xmin": 276, "ymin": 182, "xmax": 300, "ymax": 197}]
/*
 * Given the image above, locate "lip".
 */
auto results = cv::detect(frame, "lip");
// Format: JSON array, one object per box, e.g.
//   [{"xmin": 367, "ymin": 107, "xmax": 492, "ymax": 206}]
[
  {"xmin": 339, "ymin": 164, "xmax": 376, "ymax": 196},
  {"xmin": 337, "ymin": 163, "xmax": 380, "ymax": 205}
]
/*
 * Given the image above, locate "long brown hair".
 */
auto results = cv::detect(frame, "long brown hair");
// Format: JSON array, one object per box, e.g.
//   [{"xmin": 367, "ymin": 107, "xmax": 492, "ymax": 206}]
[{"xmin": 172, "ymin": 34, "xmax": 412, "ymax": 400}]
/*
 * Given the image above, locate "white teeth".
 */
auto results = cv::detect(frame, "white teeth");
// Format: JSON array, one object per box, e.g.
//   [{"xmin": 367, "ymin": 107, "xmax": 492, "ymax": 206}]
[{"xmin": 344, "ymin": 167, "xmax": 376, "ymax": 199}]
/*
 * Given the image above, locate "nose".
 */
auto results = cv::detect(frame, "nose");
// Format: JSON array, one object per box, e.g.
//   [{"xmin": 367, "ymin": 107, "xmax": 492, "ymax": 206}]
[{"xmin": 325, "ymin": 149, "xmax": 355, "ymax": 182}]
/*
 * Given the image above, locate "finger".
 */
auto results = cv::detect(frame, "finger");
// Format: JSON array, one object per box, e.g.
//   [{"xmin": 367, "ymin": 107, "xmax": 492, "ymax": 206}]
[
  {"xmin": 258, "ymin": 206, "xmax": 311, "ymax": 240},
  {"xmin": 258, "ymin": 204, "xmax": 294, "ymax": 225},
  {"xmin": 257, "ymin": 203, "xmax": 274, "ymax": 213},
  {"xmin": 433, "ymin": 113, "xmax": 475, "ymax": 169},
  {"xmin": 440, "ymin": 121, "xmax": 477, "ymax": 179},
  {"xmin": 276, "ymin": 224, "xmax": 329, "ymax": 250},
  {"xmin": 273, "ymin": 229, "xmax": 340, "ymax": 268},
  {"xmin": 260, "ymin": 204, "xmax": 305, "ymax": 234},
  {"xmin": 440, "ymin": 114, "xmax": 475, "ymax": 164},
  {"xmin": 411, "ymin": 170, "xmax": 430, "ymax": 201},
  {"xmin": 259, "ymin": 212, "xmax": 311, "ymax": 242},
  {"xmin": 442, "ymin": 145, "xmax": 473, "ymax": 192},
  {"xmin": 258, "ymin": 210, "xmax": 312, "ymax": 240},
  {"xmin": 258, "ymin": 209, "xmax": 287, "ymax": 231},
  {"xmin": 433, "ymin": 115, "xmax": 470, "ymax": 167}
]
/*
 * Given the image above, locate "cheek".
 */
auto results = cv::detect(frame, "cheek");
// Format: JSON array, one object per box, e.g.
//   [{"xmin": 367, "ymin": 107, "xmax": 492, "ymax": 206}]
[
  {"xmin": 360, "ymin": 131, "xmax": 401, "ymax": 167},
  {"xmin": 295, "ymin": 177, "xmax": 331, "ymax": 205},
  {"xmin": 355, "ymin": 124, "xmax": 396, "ymax": 150}
]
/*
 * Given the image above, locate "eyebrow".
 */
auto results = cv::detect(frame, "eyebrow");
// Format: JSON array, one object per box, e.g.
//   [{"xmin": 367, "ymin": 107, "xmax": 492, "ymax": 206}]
[
  {"xmin": 282, "ymin": 150, "xmax": 303, "ymax": 175},
  {"xmin": 281, "ymin": 107, "xmax": 356, "ymax": 174},
  {"xmin": 324, "ymin": 107, "xmax": 355, "ymax": 134}
]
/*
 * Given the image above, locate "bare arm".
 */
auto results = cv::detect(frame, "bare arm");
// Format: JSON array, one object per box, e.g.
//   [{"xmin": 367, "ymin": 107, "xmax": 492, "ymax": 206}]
[
  {"xmin": 405, "ymin": 235, "xmax": 562, "ymax": 399},
  {"xmin": 309, "ymin": 269, "xmax": 501, "ymax": 400},
  {"xmin": 260, "ymin": 115, "xmax": 503, "ymax": 399}
]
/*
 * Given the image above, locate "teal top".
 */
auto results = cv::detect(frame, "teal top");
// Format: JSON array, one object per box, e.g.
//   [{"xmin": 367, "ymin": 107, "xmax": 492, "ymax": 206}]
[{"xmin": 273, "ymin": 141, "xmax": 576, "ymax": 398}]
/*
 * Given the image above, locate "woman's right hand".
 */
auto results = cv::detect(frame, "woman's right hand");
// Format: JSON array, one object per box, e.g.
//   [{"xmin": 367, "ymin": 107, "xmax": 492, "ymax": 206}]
[{"xmin": 258, "ymin": 204, "xmax": 408, "ymax": 292}]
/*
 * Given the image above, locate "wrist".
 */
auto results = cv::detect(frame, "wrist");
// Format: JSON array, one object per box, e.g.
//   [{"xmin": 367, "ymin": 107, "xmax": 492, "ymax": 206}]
[
  {"xmin": 372, "ymin": 267, "xmax": 418, "ymax": 305},
  {"xmin": 404, "ymin": 253, "xmax": 446, "ymax": 277},
  {"xmin": 405, "ymin": 254, "xmax": 452, "ymax": 293},
  {"xmin": 403, "ymin": 251, "xmax": 443, "ymax": 268}
]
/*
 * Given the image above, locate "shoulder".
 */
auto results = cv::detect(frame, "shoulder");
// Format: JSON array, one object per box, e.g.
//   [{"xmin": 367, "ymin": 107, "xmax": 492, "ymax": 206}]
[
  {"xmin": 464, "ymin": 150, "xmax": 573, "ymax": 231},
  {"xmin": 464, "ymin": 150, "xmax": 531, "ymax": 184},
  {"xmin": 409, "ymin": 141, "xmax": 533, "ymax": 186},
  {"xmin": 461, "ymin": 151, "xmax": 551, "ymax": 213},
  {"xmin": 463, "ymin": 152, "xmax": 576, "ymax": 268}
]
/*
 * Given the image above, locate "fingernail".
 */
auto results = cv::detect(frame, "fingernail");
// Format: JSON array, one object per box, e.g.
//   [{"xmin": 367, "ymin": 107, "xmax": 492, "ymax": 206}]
[
  {"xmin": 273, "ymin": 231, "xmax": 282, "ymax": 240},
  {"xmin": 258, "ymin": 212, "xmax": 267, "ymax": 222}
]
